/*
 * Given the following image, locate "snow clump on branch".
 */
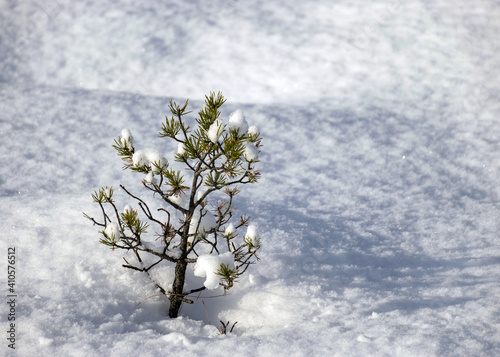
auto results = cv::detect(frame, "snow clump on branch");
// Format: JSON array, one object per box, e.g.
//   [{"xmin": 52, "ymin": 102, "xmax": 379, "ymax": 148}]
[
  {"xmin": 104, "ymin": 222, "xmax": 120, "ymax": 240},
  {"xmin": 245, "ymin": 224, "xmax": 261, "ymax": 248},
  {"xmin": 194, "ymin": 252, "xmax": 235, "ymax": 290},
  {"xmin": 120, "ymin": 128, "xmax": 133, "ymax": 149},
  {"xmin": 228, "ymin": 109, "xmax": 249, "ymax": 136},
  {"xmin": 207, "ymin": 119, "xmax": 224, "ymax": 143},
  {"xmin": 244, "ymin": 143, "xmax": 259, "ymax": 162},
  {"xmin": 132, "ymin": 148, "xmax": 168, "ymax": 173}
]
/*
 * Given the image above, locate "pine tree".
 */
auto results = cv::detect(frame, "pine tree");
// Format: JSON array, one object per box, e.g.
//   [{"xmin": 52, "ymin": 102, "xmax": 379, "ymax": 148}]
[{"xmin": 84, "ymin": 92, "xmax": 262, "ymax": 318}]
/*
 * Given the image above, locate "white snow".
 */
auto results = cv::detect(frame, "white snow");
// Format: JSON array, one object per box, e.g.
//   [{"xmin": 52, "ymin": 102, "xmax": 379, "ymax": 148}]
[
  {"xmin": 123, "ymin": 205, "xmax": 133, "ymax": 214},
  {"xmin": 169, "ymin": 192, "xmax": 188, "ymax": 210},
  {"xmin": 189, "ymin": 207, "xmax": 217, "ymax": 239},
  {"xmin": 132, "ymin": 150, "xmax": 147, "ymax": 167},
  {"xmin": 228, "ymin": 109, "xmax": 249, "ymax": 136},
  {"xmin": 194, "ymin": 252, "xmax": 235, "ymax": 290},
  {"xmin": 225, "ymin": 223, "xmax": 236, "ymax": 237},
  {"xmin": 144, "ymin": 171, "xmax": 156, "ymax": 184},
  {"xmin": 243, "ymin": 142, "xmax": 259, "ymax": 162},
  {"xmin": 132, "ymin": 148, "xmax": 167, "ymax": 172},
  {"xmin": 177, "ymin": 142, "xmax": 186, "ymax": 156},
  {"xmin": 1, "ymin": 0, "xmax": 500, "ymax": 355},
  {"xmin": 207, "ymin": 119, "xmax": 224, "ymax": 144},
  {"xmin": 120, "ymin": 128, "xmax": 133, "ymax": 149},
  {"xmin": 247, "ymin": 125, "xmax": 259, "ymax": 136},
  {"xmin": 104, "ymin": 222, "xmax": 120, "ymax": 240},
  {"xmin": 245, "ymin": 224, "xmax": 260, "ymax": 248}
]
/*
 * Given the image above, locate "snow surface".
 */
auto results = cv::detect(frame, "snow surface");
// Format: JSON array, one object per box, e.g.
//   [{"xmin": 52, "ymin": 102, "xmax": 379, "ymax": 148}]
[{"xmin": 1, "ymin": 0, "xmax": 500, "ymax": 356}]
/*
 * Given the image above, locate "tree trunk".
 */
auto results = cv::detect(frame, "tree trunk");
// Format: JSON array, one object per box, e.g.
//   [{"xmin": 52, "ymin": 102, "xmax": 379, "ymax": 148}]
[{"xmin": 168, "ymin": 259, "xmax": 188, "ymax": 318}]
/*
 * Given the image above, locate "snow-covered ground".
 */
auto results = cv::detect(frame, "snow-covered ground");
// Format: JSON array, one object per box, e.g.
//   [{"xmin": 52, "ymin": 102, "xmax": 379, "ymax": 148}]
[{"xmin": 1, "ymin": 0, "xmax": 500, "ymax": 355}]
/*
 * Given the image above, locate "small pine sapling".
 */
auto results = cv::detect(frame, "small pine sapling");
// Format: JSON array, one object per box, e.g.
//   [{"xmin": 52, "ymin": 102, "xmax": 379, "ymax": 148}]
[{"xmin": 84, "ymin": 92, "xmax": 262, "ymax": 318}]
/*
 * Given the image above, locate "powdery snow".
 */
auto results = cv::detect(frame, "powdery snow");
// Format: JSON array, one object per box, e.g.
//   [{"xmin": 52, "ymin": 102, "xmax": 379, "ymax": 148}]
[{"xmin": 248, "ymin": 125, "xmax": 259, "ymax": 136}]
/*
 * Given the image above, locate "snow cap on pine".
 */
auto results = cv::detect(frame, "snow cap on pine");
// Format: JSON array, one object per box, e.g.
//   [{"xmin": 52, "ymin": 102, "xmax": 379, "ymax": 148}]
[
  {"xmin": 243, "ymin": 142, "xmax": 259, "ymax": 162},
  {"xmin": 248, "ymin": 125, "xmax": 259, "ymax": 136},
  {"xmin": 146, "ymin": 148, "xmax": 167, "ymax": 173},
  {"xmin": 132, "ymin": 148, "xmax": 167, "ymax": 172},
  {"xmin": 229, "ymin": 109, "xmax": 249, "ymax": 136},
  {"xmin": 245, "ymin": 224, "xmax": 260, "ymax": 247},
  {"xmin": 120, "ymin": 128, "xmax": 133, "ymax": 149},
  {"xmin": 104, "ymin": 222, "xmax": 120, "ymax": 240},
  {"xmin": 144, "ymin": 171, "xmax": 157, "ymax": 184},
  {"xmin": 177, "ymin": 142, "xmax": 186, "ymax": 156},
  {"xmin": 194, "ymin": 252, "xmax": 235, "ymax": 290},
  {"xmin": 207, "ymin": 119, "xmax": 224, "ymax": 143},
  {"xmin": 225, "ymin": 223, "xmax": 236, "ymax": 237}
]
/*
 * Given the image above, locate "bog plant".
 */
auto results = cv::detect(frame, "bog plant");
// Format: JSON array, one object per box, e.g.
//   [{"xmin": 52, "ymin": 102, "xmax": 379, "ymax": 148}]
[{"xmin": 84, "ymin": 92, "xmax": 262, "ymax": 318}]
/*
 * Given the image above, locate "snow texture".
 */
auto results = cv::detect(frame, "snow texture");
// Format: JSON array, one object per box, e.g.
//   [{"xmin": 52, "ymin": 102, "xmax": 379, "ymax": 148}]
[
  {"xmin": 1, "ymin": 0, "xmax": 500, "ymax": 356},
  {"xmin": 144, "ymin": 171, "xmax": 156, "ymax": 184},
  {"xmin": 194, "ymin": 252, "xmax": 235, "ymax": 290}
]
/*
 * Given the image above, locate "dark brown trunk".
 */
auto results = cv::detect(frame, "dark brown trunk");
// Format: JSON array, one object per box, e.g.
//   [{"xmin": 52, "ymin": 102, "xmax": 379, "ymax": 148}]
[{"xmin": 168, "ymin": 260, "xmax": 188, "ymax": 318}]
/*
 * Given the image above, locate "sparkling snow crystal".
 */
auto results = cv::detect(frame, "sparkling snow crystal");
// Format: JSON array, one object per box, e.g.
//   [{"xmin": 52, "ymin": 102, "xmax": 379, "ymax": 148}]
[
  {"xmin": 228, "ymin": 109, "xmax": 249, "ymax": 136},
  {"xmin": 194, "ymin": 252, "xmax": 235, "ymax": 290}
]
